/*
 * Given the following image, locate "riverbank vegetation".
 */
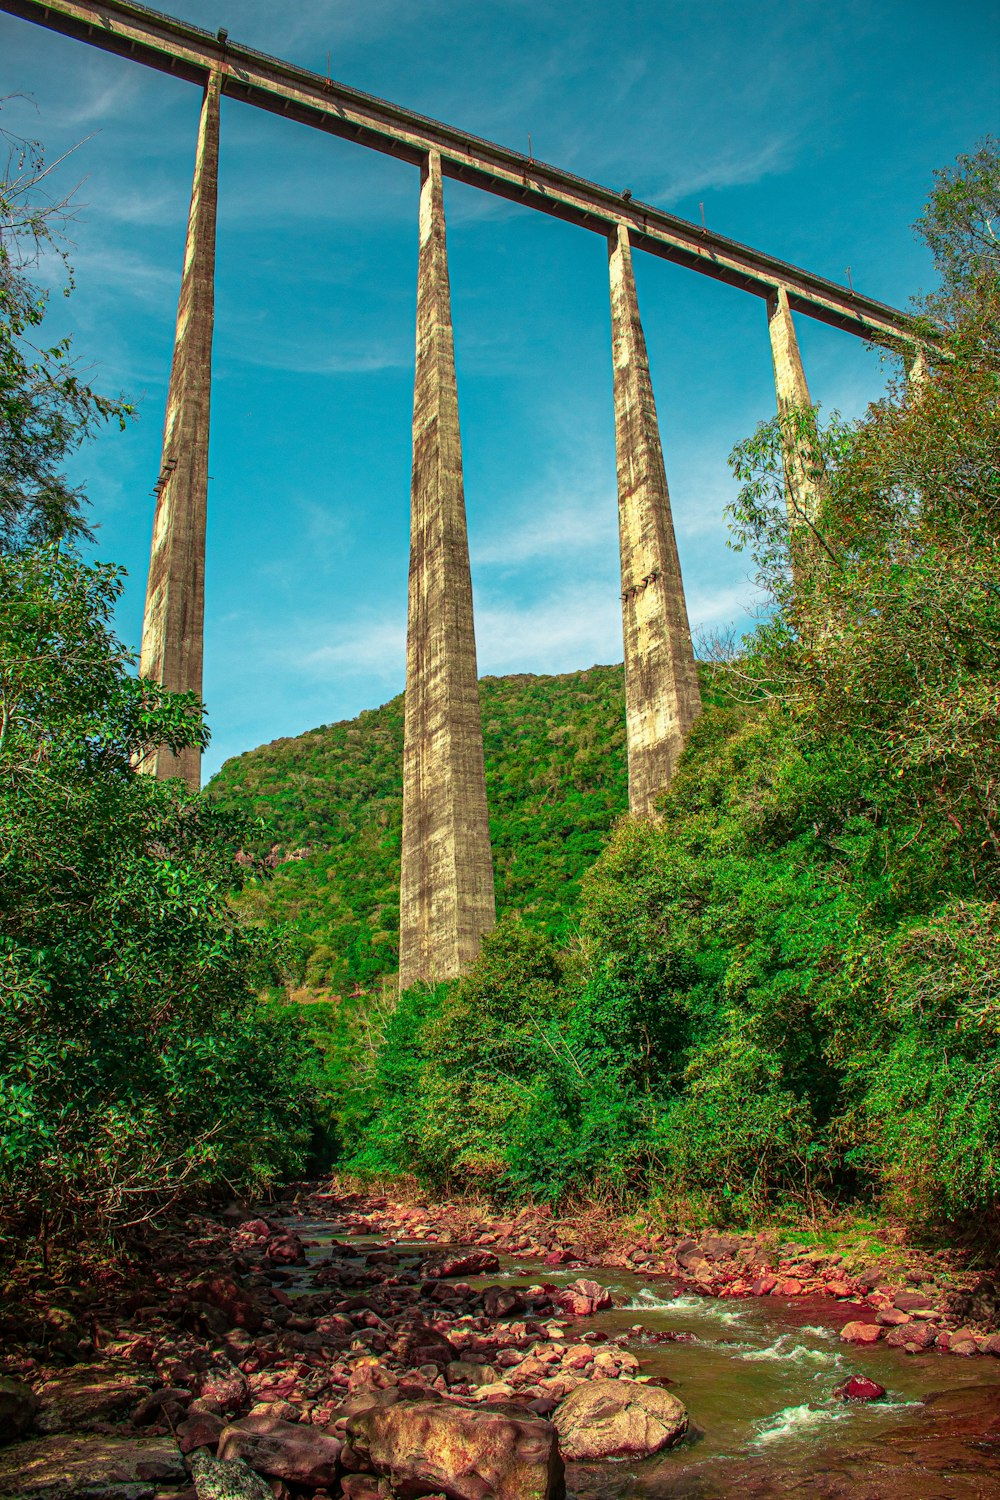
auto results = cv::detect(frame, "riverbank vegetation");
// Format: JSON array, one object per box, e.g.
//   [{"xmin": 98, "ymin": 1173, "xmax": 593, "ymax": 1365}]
[
  {"xmin": 288, "ymin": 140, "xmax": 1000, "ymax": 1230},
  {"xmin": 0, "ymin": 116, "xmax": 309, "ymax": 1244},
  {"xmin": 2, "ymin": 124, "xmax": 997, "ymax": 1244}
]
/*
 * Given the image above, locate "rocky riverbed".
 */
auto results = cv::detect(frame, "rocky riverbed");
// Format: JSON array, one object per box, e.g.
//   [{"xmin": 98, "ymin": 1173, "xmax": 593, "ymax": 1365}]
[{"xmin": 2, "ymin": 1185, "xmax": 999, "ymax": 1498}]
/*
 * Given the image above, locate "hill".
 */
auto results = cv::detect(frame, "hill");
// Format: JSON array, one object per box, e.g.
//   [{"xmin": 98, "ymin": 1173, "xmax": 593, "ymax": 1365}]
[{"xmin": 208, "ymin": 663, "xmax": 641, "ymax": 993}]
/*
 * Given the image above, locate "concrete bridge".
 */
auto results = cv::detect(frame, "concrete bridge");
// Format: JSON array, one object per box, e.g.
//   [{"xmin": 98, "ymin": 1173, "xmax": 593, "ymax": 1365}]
[{"xmin": 2, "ymin": 0, "xmax": 929, "ymax": 990}]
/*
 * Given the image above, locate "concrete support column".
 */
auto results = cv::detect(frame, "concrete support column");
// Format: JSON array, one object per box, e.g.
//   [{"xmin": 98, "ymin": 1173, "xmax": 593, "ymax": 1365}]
[
  {"xmin": 767, "ymin": 285, "xmax": 829, "ymax": 541},
  {"xmin": 609, "ymin": 222, "xmax": 701, "ymax": 818},
  {"xmin": 398, "ymin": 150, "xmax": 496, "ymax": 991},
  {"xmin": 905, "ymin": 344, "xmax": 930, "ymax": 395},
  {"xmin": 138, "ymin": 69, "xmax": 221, "ymax": 788}
]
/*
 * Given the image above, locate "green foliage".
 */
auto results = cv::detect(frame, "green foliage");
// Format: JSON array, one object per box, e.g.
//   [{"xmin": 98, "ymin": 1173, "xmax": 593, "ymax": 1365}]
[
  {"xmin": 913, "ymin": 135, "xmax": 999, "ymax": 340},
  {"xmin": 208, "ymin": 666, "xmax": 633, "ymax": 993},
  {"xmin": 0, "ymin": 545, "xmax": 309, "ymax": 1229},
  {"xmin": 1, "ymin": 110, "xmax": 132, "ymax": 549},
  {"xmin": 309, "ymin": 142, "xmax": 1000, "ymax": 1229}
]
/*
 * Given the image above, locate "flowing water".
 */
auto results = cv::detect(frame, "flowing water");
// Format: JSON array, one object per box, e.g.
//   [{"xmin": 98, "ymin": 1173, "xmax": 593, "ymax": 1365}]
[{"xmin": 288, "ymin": 1219, "xmax": 1000, "ymax": 1498}]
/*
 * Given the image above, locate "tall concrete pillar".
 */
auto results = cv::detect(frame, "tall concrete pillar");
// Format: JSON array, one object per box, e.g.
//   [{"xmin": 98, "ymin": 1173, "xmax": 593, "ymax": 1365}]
[
  {"xmin": 138, "ymin": 69, "xmax": 221, "ymax": 788},
  {"xmin": 766, "ymin": 286, "xmax": 829, "ymax": 540},
  {"xmin": 398, "ymin": 150, "xmax": 496, "ymax": 991},
  {"xmin": 905, "ymin": 344, "xmax": 929, "ymax": 395},
  {"xmin": 609, "ymin": 222, "xmax": 701, "ymax": 818}
]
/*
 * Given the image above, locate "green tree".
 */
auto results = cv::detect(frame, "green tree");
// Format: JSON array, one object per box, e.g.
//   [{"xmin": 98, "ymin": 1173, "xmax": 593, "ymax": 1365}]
[
  {"xmin": 1, "ymin": 545, "xmax": 309, "ymax": 1233},
  {"xmin": 1, "ymin": 105, "xmax": 131, "ymax": 549},
  {"xmin": 0, "ymin": 115, "xmax": 309, "ymax": 1241},
  {"xmin": 331, "ymin": 142, "xmax": 1000, "ymax": 1226}
]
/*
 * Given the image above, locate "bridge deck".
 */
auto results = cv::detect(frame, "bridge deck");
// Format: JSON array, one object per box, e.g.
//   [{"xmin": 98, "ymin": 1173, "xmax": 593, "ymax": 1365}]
[{"xmin": 1, "ymin": 0, "xmax": 921, "ymax": 347}]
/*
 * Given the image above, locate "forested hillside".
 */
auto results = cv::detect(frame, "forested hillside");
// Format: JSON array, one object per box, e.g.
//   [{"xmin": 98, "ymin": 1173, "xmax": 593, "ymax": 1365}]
[
  {"xmin": 208, "ymin": 665, "xmax": 641, "ymax": 992},
  {"xmin": 303, "ymin": 142, "xmax": 1000, "ymax": 1228}
]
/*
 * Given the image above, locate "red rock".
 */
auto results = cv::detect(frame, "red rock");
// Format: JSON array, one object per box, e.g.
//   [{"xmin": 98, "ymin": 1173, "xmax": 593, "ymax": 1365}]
[
  {"xmin": 131, "ymin": 1387, "xmax": 191, "ymax": 1425},
  {"xmin": 876, "ymin": 1308, "xmax": 912, "ymax": 1327},
  {"xmin": 484, "ymin": 1287, "xmax": 525, "ymax": 1319},
  {"xmin": 266, "ymin": 1232, "xmax": 306, "ymax": 1266},
  {"xmin": 340, "ymin": 1477, "xmax": 388, "ymax": 1500},
  {"xmin": 197, "ymin": 1358, "xmax": 250, "ymax": 1413},
  {"xmin": 218, "ymin": 1413, "xmax": 343, "ymax": 1485},
  {"xmin": 885, "ymin": 1323, "xmax": 936, "ymax": 1351},
  {"xmin": 773, "ymin": 1279, "xmax": 803, "ymax": 1297},
  {"xmin": 980, "ymin": 1333, "xmax": 1000, "ymax": 1356},
  {"xmin": 191, "ymin": 1275, "xmax": 262, "ymax": 1332},
  {"xmin": 423, "ymin": 1250, "xmax": 501, "ymax": 1280},
  {"xmin": 240, "ymin": 1219, "xmax": 273, "ymax": 1240},
  {"xmin": 825, "ymin": 1280, "xmax": 853, "ymax": 1297},
  {"xmin": 840, "ymin": 1321, "xmax": 884, "ymax": 1345},
  {"xmin": 552, "ymin": 1279, "xmax": 612, "ymax": 1317},
  {"xmin": 543, "ymin": 1250, "xmax": 577, "ymax": 1268},
  {"xmin": 176, "ymin": 1409, "xmax": 225, "ymax": 1453},
  {"xmin": 751, "ymin": 1275, "xmax": 777, "ymax": 1296},
  {"xmin": 389, "ymin": 1320, "xmax": 458, "ymax": 1369},
  {"xmin": 348, "ymin": 1396, "xmax": 564, "ymax": 1500},
  {"xmin": 836, "ymin": 1375, "xmax": 886, "ymax": 1402},
  {"xmin": 34, "ymin": 1366, "xmax": 151, "ymax": 1434},
  {"xmin": 894, "ymin": 1289, "xmax": 934, "ymax": 1312}
]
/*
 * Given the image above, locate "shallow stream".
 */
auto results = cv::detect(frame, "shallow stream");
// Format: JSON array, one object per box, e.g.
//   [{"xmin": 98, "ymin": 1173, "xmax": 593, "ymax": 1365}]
[{"xmin": 289, "ymin": 1219, "xmax": 1000, "ymax": 1498}]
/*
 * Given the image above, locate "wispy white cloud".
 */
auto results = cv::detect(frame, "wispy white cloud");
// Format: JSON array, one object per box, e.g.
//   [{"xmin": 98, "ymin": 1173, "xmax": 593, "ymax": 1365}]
[
  {"xmin": 227, "ymin": 331, "xmax": 411, "ymax": 376},
  {"xmin": 294, "ymin": 616, "xmax": 407, "ymax": 681},
  {"xmin": 70, "ymin": 240, "xmax": 177, "ymax": 304},
  {"xmin": 472, "ymin": 482, "xmax": 616, "ymax": 567},
  {"xmin": 651, "ymin": 135, "xmax": 798, "ymax": 207}
]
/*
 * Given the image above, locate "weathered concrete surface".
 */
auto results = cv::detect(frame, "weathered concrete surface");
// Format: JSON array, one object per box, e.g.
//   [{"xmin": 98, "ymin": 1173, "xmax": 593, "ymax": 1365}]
[
  {"xmin": 609, "ymin": 221, "xmax": 701, "ymax": 818},
  {"xmin": 905, "ymin": 343, "xmax": 930, "ymax": 394},
  {"xmin": 767, "ymin": 285, "xmax": 830, "ymax": 547},
  {"xmin": 138, "ymin": 70, "xmax": 220, "ymax": 789},
  {"xmin": 398, "ymin": 150, "xmax": 496, "ymax": 990}
]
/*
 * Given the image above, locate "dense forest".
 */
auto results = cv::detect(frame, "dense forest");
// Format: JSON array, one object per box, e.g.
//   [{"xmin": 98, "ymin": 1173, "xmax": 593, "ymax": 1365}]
[
  {"xmin": 1, "ymin": 121, "xmax": 998, "ymax": 1245},
  {"xmin": 210, "ymin": 665, "xmax": 717, "ymax": 992},
  {"xmin": 208, "ymin": 665, "xmax": 631, "ymax": 992}
]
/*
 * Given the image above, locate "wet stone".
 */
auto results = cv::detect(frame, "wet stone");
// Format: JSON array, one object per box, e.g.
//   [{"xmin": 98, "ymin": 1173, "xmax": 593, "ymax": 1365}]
[
  {"xmin": 34, "ymin": 1365, "xmax": 152, "ymax": 1434},
  {"xmin": 0, "ymin": 1431, "xmax": 184, "ymax": 1498}
]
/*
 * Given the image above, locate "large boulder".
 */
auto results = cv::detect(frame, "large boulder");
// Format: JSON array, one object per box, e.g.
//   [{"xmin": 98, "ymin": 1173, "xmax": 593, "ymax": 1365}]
[
  {"xmin": 217, "ymin": 1413, "xmax": 342, "ymax": 1486},
  {"xmin": 840, "ymin": 1320, "xmax": 884, "ymax": 1345},
  {"xmin": 550, "ymin": 1279, "xmax": 612, "ymax": 1318},
  {"xmin": 177, "ymin": 1408, "xmax": 226, "ymax": 1454},
  {"xmin": 0, "ymin": 1431, "xmax": 184, "ymax": 1497},
  {"xmin": 423, "ymin": 1250, "xmax": 501, "ymax": 1280},
  {"xmin": 34, "ymin": 1365, "xmax": 151, "ymax": 1434},
  {"xmin": 348, "ymin": 1395, "xmax": 565, "ymax": 1500},
  {"xmin": 552, "ymin": 1378, "xmax": 687, "ymax": 1461},
  {"xmin": 0, "ymin": 1376, "xmax": 38, "ymax": 1443}
]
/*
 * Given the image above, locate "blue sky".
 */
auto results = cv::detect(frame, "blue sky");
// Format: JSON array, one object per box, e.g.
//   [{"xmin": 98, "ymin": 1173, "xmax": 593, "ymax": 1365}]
[{"xmin": 3, "ymin": 0, "xmax": 997, "ymax": 777}]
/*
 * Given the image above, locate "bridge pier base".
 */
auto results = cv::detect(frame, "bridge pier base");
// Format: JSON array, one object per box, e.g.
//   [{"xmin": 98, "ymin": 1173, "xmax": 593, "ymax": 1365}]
[
  {"xmin": 138, "ymin": 69, "xmax": 221, "ymax": 789},
  {"xmin": 609, "ymin": 222, "xmax": 701, "ymax": 818},
  {"xmin": 398, "ymin": 150, "xmax": 496, "ymax": 991}
]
